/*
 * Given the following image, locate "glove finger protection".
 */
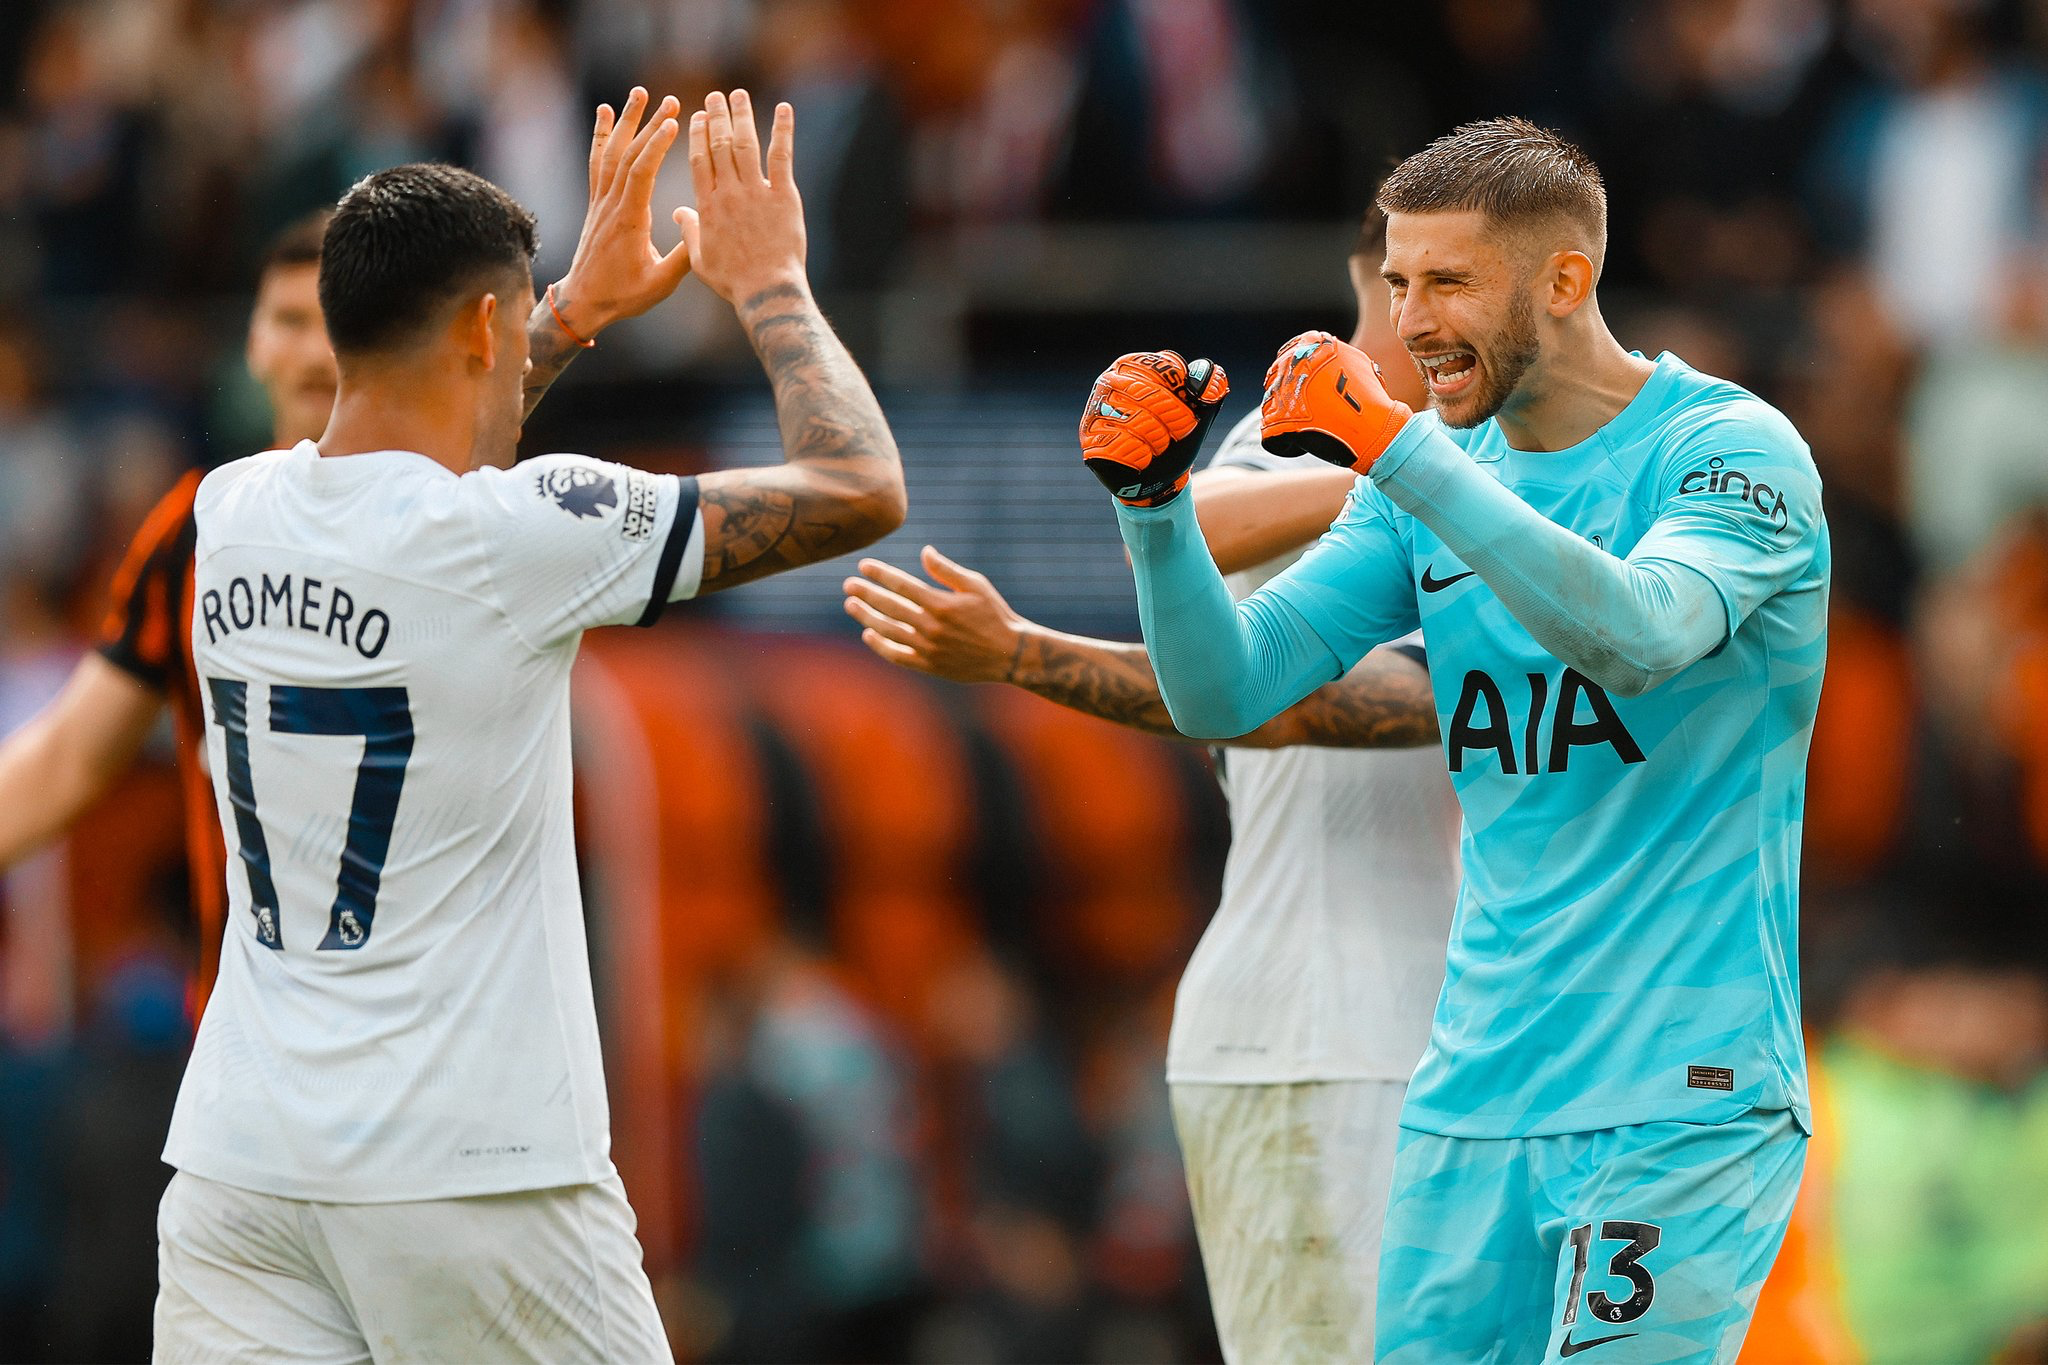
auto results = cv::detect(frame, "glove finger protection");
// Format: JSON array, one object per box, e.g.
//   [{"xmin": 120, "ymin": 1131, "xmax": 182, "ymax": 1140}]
[
  {"xmin": 1080, "ymin": 350, "xmax": 1230, "ymax": 506},
  {"xmin": 1260, "ymin": 331, "xmax": 1413, "ymax": 474}
]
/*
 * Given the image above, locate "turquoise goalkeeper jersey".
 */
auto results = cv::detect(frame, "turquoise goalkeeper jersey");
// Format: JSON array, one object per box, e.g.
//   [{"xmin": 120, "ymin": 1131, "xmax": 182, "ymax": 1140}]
[{"xmin": 1139, "ymin": 353, "xmax": 1829, "ymax": 1138}]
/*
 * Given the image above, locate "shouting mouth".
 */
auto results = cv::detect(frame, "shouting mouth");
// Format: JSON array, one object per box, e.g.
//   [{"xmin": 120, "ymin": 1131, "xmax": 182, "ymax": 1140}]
[{"xmin": 1416, "ymin": 349, "xmax": 1477, "ymax": 399}]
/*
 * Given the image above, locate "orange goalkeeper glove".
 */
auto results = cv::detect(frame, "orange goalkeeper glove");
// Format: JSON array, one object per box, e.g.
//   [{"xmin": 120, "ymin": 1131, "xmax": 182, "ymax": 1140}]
[
  {"xmin": 1079, "ymin": 350, "xmax": 1230, "ymax": 507},
  {"xmin": 1260, "ymin": 331, "xmax": 1413, "ymax": 474}
]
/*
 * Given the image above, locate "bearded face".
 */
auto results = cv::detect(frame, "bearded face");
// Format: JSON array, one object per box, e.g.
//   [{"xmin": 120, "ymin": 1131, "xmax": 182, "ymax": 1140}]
[{"xmin": 1382, "ymin": 210, "xmax": 1553, "ymax": 431}]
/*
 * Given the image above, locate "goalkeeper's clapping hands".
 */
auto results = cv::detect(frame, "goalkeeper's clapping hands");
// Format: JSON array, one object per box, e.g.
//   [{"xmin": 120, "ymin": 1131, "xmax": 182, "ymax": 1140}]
[{"xmin": 1079, "ymin": 350, "xmax": 1230, "ymax": 507}]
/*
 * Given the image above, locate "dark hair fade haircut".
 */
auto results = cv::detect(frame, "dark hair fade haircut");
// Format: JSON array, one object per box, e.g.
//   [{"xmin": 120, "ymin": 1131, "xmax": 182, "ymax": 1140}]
[
  {"xmin": 1376, "ymin": 117, "xmax": 1607, "ymax": 269},
  {"xmin": 259, "ymin": 209, "xmax": 334, "ymax": 277},
  {"xmin": 319, "ymin": 164, "xmax": 538, "ymax": 355}
]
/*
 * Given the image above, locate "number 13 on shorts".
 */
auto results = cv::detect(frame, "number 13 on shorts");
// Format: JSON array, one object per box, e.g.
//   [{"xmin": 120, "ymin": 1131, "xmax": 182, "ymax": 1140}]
[
  {"xmin": 1555, "ymin": 1220, "xmax": 1661, "ymax": 1354},
  {"xmin": 1377, "ymin": 1112, "xmax": 1806, "ymax": 1363}
]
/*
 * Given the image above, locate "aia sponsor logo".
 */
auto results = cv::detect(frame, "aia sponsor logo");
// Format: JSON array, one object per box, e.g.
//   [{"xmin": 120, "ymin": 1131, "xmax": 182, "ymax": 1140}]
[
  {"xmin": 1447, "ymin": 668, "xmax": 1645, "ymax": 775},
  {"xmin": 1676, "ymin": 457, "xmax": 1788, "ymax": 533}
]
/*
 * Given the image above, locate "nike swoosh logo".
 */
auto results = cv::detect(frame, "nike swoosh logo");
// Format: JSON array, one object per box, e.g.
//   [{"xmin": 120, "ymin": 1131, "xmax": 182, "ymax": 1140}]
[
  {"xmin": 1420, "ymin": 565, "xmax": 1477, "ymax": 593},
  {"xmin": 1559, "ymin": 1331, "xmax": 1637, "ymax": 1357}
]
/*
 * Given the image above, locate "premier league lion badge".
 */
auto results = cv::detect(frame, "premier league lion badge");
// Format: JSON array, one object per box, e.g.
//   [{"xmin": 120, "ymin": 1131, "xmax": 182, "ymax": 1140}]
[{"xmin": 537, "ymin": 464, "xmax": 618, "ymax": 519}]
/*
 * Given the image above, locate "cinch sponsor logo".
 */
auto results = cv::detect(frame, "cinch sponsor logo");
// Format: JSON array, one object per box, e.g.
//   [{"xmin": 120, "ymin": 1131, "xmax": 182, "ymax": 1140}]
[{"xmin": 1676, "ymin": 457, "xmax": 1789, "ymax": 533}]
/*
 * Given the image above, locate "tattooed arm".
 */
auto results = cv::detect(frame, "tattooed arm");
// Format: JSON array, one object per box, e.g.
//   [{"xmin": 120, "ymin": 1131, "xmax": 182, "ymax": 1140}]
[
  {"xmin": 678, "ymin": 90, "xmax": 905, "ymax": 594},
  {"xmin": 845, "ymin": 546, "xmax": 1437, "ymax": 749},
  {"xmin": 692, "ymin": 280, "xmax": 904, "ymax": 592},
  {"xmin": 1236, "ymin": 644, "xmax": 1436, "ymax": 749}
]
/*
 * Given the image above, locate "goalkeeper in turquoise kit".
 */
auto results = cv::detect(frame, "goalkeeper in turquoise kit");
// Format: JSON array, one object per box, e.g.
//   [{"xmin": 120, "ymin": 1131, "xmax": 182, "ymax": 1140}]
[{"xmin": 1079, "ymin": 119, "xmax": 1828, "ymax": 1363}]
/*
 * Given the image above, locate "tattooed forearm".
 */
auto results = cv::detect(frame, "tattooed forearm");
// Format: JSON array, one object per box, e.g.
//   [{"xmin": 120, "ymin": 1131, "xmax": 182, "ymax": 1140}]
[
  {"xmin": 696, "ymin": 283, "xmax": 905, "ymax": 594},
  {"xmin": 524, "ymin": 304, "xmax": 588, "ymax": 420},
  {"xmin": 1250, "ymin": 650, "xmax": 1439, "ymax": 749},
  {"xmin": 1009, "ymin": 632, "xmax": 1437, "ymax": 749},
  {"xmin": 1009, "ymin": 633, "xmax": 1182, "ymax": 738},
  {"xmin": 737, "ymin": 283, "xmax": 896, "ymax": 468},
  {"xmin": 696, "ymin": 476, "xmax": 864, "ymax": 589}
]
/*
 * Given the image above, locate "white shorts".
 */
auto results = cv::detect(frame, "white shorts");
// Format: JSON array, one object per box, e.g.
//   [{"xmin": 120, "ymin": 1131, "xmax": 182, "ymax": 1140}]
[
  {"xmin": 1169, "ymin": 1078, "xmax": 1406, "ymax": 1365},
  {"xmin": 153, "ymin": 1170, "xmax": 671, "ymax": 1364}
]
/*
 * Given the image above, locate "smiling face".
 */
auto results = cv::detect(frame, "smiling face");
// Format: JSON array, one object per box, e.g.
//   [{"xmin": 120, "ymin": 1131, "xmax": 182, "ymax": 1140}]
[
  {"xmin": 1381, "ymin": 209, "xmax": 1547, "ymax": 430},
  {"xmin": 246, "ymin": 262, "xmax": 337, "ymax": 446}
]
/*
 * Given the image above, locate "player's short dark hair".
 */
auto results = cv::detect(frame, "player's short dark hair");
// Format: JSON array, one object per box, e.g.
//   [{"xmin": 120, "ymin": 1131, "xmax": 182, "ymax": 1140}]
[
  {"xmin": 259, "ymin": 210, "xmax": 333, "ymax": 277},
  {"xmin": 1376, "ymin": 117, "xmax": 1607, "ymax": 264},
  {"xmin": 319, "ymin": 164, "xmax": 538, "ymax": 355},
  {"xmin": 1351, "ymin": 208, "xmax": 1386, "ymax": 261}
]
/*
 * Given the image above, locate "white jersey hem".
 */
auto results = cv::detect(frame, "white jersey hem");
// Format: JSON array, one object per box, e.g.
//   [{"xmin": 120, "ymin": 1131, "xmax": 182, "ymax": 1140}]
[
  {"xmin": 1165, "ymin": 1063, "xmax": 1423, "ymax": 1087},
  {"xmin": 162, "ymin": 1151, "xmax": 617, "ymax": 1206}
]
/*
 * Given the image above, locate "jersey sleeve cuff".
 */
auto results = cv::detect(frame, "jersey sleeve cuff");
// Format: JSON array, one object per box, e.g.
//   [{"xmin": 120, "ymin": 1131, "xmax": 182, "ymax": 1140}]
[{"xmin": 635, "ymin": 476, "xmax": 703, "ymax": 626}]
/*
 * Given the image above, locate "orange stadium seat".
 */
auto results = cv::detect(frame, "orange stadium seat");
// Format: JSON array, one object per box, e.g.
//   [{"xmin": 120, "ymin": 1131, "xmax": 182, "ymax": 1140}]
[
  {"xmin": 741, "ymin": 636, "xmax": 980, "ymax": 1047},
  {"xmin": 574, "ymin": 628, "xmax": 778, "ymax": 1277},
  {"xmin": 972, "ymin": 688, "xmax": 1205, "ymax": 984},
  {"xmin": 1801, "ymin": 604, "xmax": 1914, "ymax": 886}
]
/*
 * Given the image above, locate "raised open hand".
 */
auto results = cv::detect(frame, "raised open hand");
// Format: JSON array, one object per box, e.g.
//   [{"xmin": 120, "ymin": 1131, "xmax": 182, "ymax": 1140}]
[
  {"xmin": 550, "ymin": 87, "xmax": 693, "ymax": 339},
  {"xmin": 843, "ymin": 548, "xmax": 1027, "ymax": 683},
  {"xmin": 676, "ymin": 89, "xmax": 806, "ymax": 308}
]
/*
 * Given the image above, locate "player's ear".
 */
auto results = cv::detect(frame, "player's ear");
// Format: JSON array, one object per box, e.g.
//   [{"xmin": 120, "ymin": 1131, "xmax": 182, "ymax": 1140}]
[
  {"xmin": 1549, "ymin": 251, "xmax": 1595, "ymax": 318},
  {"xmin": 464, "ymin": 292, "xmax": 499, "ymax": 370}
]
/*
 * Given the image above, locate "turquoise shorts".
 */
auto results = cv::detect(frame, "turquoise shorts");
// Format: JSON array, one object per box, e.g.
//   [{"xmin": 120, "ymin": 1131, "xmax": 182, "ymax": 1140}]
[{"xmin": 1375, "ymin": 1110, "xmax": 1806, "ymax": 1363}]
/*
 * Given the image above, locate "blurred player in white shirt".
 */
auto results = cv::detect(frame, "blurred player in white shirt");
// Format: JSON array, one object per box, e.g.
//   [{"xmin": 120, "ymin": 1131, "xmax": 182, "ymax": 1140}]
[
  {"xmin": 842, "ymin": 219, "xmax": 1459, "ymax": 1362},
  {"xmin": 154, "ymin": 88, "xmax": 905, "ymax": 1362}
]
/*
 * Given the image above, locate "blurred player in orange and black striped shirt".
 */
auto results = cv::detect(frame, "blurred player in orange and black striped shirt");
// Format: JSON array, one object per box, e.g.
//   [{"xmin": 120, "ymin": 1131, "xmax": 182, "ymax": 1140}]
[{"xmin": 0, "ymin": 213, "xmax": 336, "ymax": 1018}]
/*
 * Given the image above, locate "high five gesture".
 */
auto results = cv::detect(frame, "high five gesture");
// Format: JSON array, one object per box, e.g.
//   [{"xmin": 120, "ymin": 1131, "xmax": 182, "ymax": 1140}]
[
  {"xmin": 682, "ymin": 89, "xmax": 906, "ymax": 593},
  {"xmin": 525, "ymin": 87, "xmax": 695, "ymax": 418},
  {"xmin": 675, "ymin": 89, "xmax": 804, "ymax": 304}
]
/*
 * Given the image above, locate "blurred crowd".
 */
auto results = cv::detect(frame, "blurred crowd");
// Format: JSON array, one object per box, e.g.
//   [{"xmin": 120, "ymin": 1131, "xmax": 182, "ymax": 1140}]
[{"xmin": 6, "ymin": 0, "xmax": 2048, "ymax": 1360}]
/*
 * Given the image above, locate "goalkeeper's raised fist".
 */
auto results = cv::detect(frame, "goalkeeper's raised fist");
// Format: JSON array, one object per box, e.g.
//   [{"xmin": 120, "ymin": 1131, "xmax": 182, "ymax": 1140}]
[
  {"xmin": 1080, "ymin": 350, "xmax": 1229, "ymax": 507},
  {"xmin": 1260, "ymin": 331, "xmax": 1413, "ymax": 475}
]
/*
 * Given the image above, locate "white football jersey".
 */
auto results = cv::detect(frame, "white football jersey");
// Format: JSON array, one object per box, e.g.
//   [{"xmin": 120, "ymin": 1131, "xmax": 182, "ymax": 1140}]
[
  {"xmin": 167, "ymin": 442, "xmax": 704, "ymax": 1203},
  {"xmin": 1166, "ymin": 413, "xmax": 1461, "ymax": 1086}
]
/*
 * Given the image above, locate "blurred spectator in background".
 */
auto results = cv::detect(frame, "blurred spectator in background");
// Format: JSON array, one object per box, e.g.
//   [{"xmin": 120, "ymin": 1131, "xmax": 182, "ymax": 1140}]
[
  {"xmin": 922, "ymin": 950, "xmax": 1101, "ymax": 1362},
  {"xmin": 1599, "ymin": 0, "xmax": 1838, "ymax": 303},
  {"xmin": 46, "ymin": 950, "xmax": 186, "ymax": 1361},
  {"xmin": 0, "ymin": 322, "xmax": 87, "ymax": 592},
  {"xmin": 1056, "ymin": 0, "xmax": 1274, "ymax": 219},
  {"xmin": 14, "ymin": 5, "xmax": 146, "ymax": 298},
  {"xmin": 751, "ymin": 0, "xmax": 909, "ymax": 289},
  {"xmin": 1820, "ymin": 0, "xmax": 2048, "ymax": 343},
  {"xmin": 1905, "ymin": 256, "xmax": 2048, "ymax": 572},
  {"xmin": 463, "ymin": 4, "xmax": 588, "ymax": 281},
  {"xmin": 692, "ymin": 924, "xmax": 923, "ymax": 1363},
  {"xmin": 1820, "ymin": 927, "xmax": 2048, "ymax": 1362}
]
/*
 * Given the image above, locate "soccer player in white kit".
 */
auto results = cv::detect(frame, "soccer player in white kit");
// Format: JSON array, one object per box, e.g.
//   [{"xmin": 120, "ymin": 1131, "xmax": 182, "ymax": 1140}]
[
  {"xmin": 841, "ymin": 222, "xmax": 1460, "ymax": 1363},
  {"xmin": 154, "ymin": 90, "xmax": 905, "ymax": 1362}
]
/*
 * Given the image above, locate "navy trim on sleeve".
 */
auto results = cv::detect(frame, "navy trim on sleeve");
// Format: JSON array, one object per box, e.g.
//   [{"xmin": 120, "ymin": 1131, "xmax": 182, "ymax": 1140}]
[
  {"xmin": 635, "ymin": 475, "xmax": 700, "ymax": 627},
  {"xmin": 1391, "ymin": 642, "xmax": 1428, "ymax": 670}
]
